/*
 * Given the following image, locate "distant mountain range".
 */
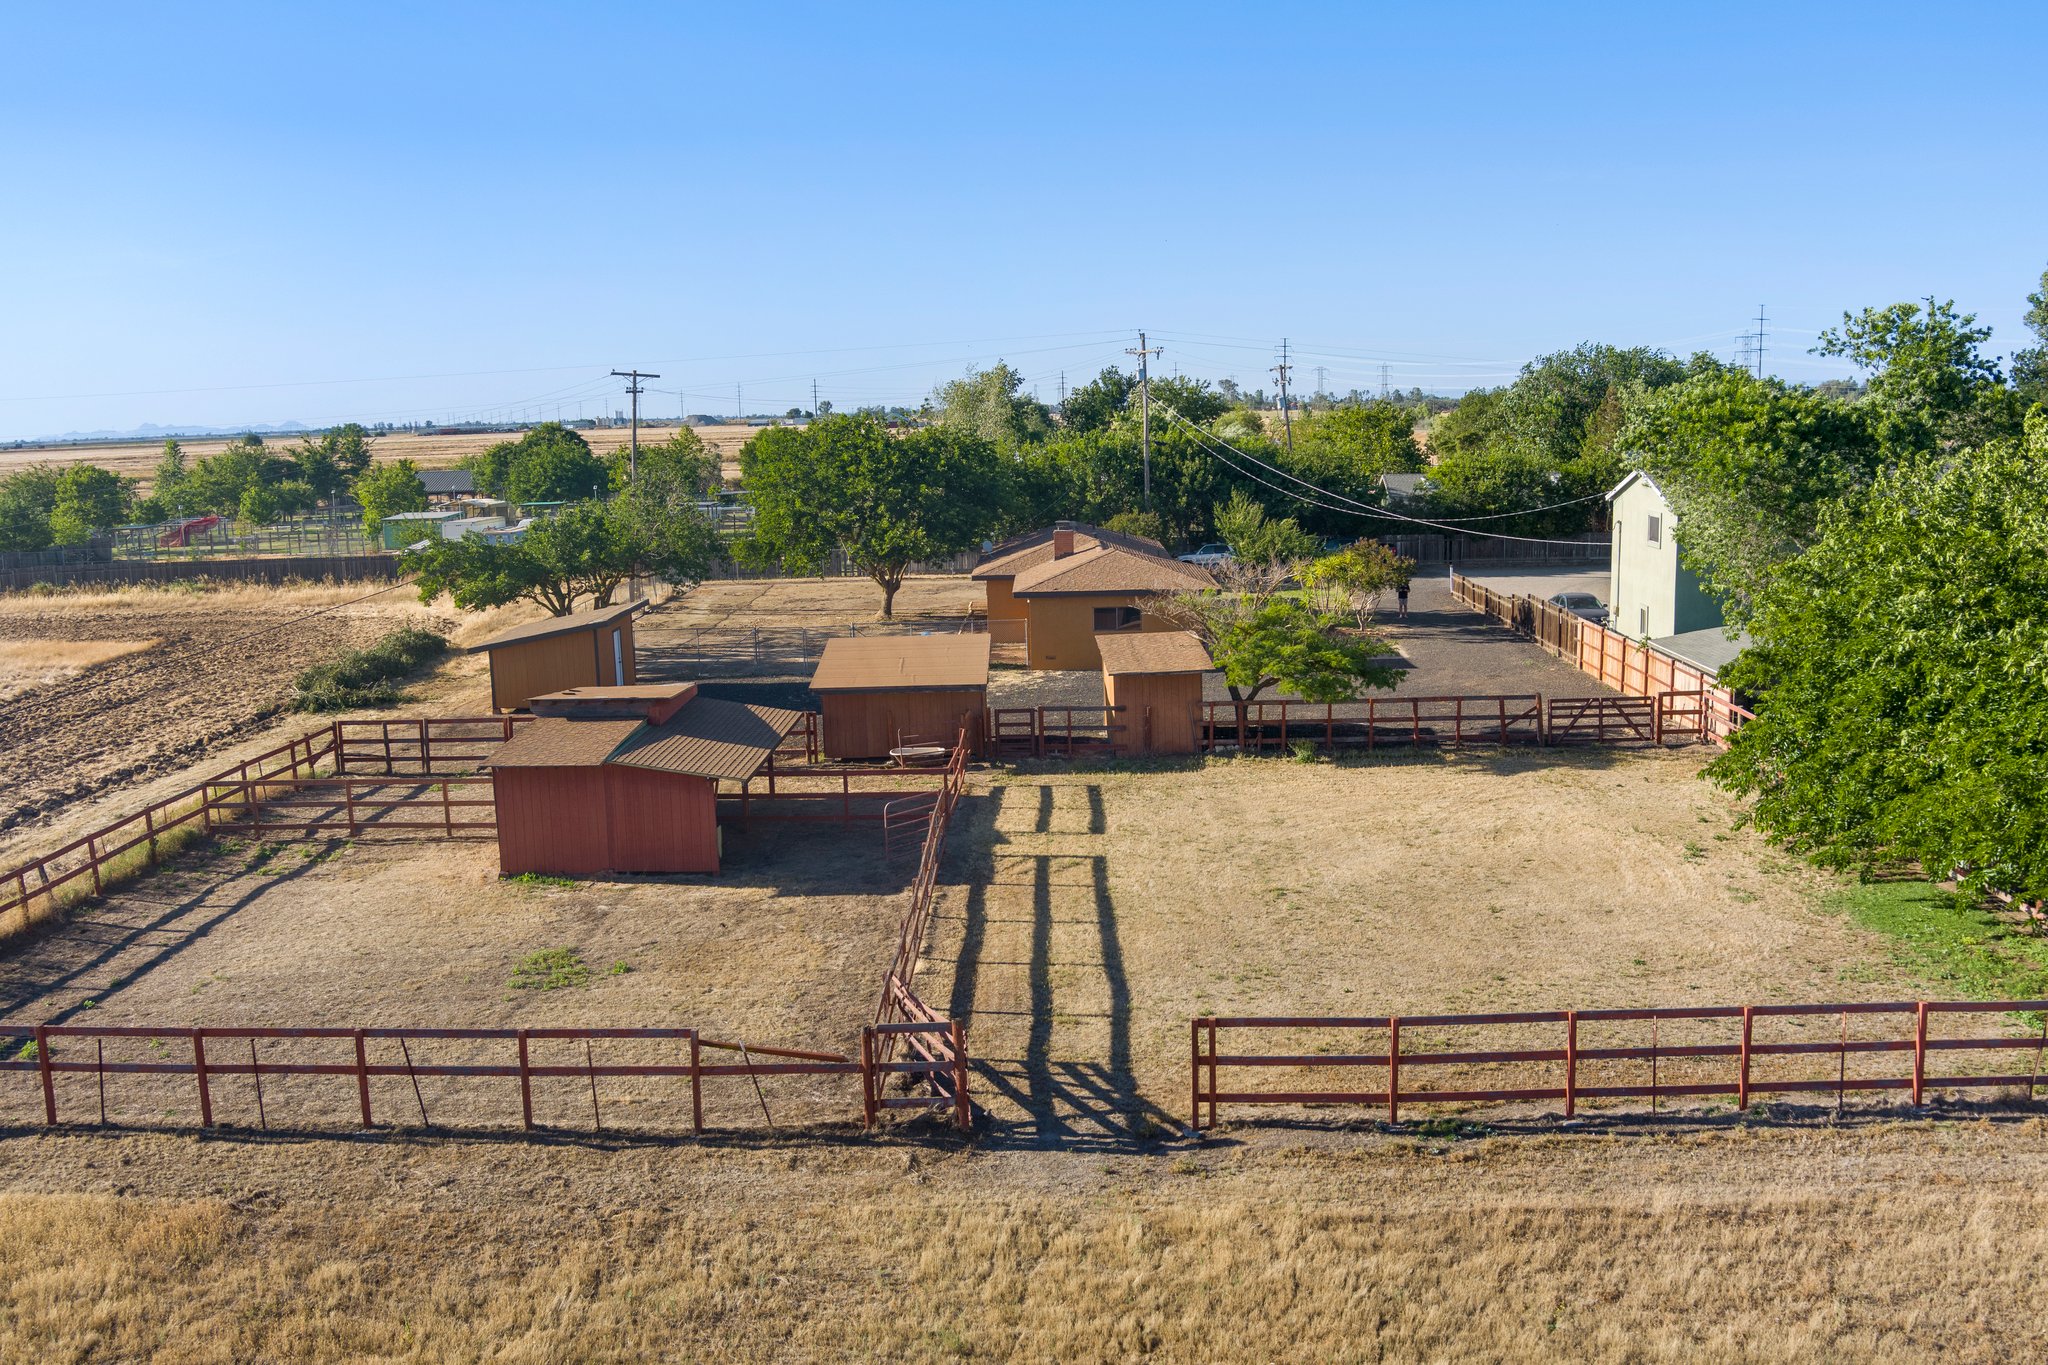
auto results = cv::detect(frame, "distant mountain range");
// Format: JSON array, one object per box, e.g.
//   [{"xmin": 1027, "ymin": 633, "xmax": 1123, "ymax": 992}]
[{"xmin": 8, "ymin": 420, "xmax": 316, "ymax": 447}]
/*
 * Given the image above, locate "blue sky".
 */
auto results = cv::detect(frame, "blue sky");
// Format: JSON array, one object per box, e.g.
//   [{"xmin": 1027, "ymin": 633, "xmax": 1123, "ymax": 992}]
[{"xmin": 2, "ymin": 1, "xmax": 2043, "ymax": 439}]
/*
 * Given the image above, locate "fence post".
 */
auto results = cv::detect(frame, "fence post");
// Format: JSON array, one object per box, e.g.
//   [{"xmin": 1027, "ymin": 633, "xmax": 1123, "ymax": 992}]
[
  {"xmin": 860, "ymin": 1029, "xmax": 876, "ymax": 1129},
  {"xmin": 418, "ymin": 717, "xmax": 429, "ymax": 776},
  {"xmin": 950, "ymin": 1018, "xmax": 970, "ymax": 1131},
  {"xmin": 1190, "ymin": 1018, "xmax": 1202, "ymax": 1131},
  {"xmin": 1564, "ymin": 1011, "xmax": 1578, "ymax": 1118},
  {"xmin": 517, "ymin": 1030, "xmax": 533, "ymax": 1130},
  {"xmin": 35, "ymin": 1024, "xmax": 55, "ymax": 1125},
  {"xmin": 354, "ymin": 1029, "xmax": 372, "ymax": 1126},
  {"xmin": 690, "ymin": 1031, "xmax": 704, "ymax": 1135},
  {"xmin": 1205, "ymin": 1018, "xmax": 1218, "ymax": 1130},
  {"xmin": 332, "ymin": 721, "xmax": 347, "ymax": 774},
  {"xmin": 1912, "ymin": 1002, "xmax": 1928, "ymax": 1106},
  {"xmin": 344, "ymin": 782, "xmax": 358, "ymax": 836},
  {"xmin": 441, "ymin": 781, "xmax": 453, "ymax": 836},
  {"xmin": 87, "ymin": 836, "xmax": 102, "ymax": 897},
  {"xmin": 1737, "ymin": 1006, "xmax": 1753, "ymax": 1111},
  {"xmin": 1387, "ymin": 1017, "xmax": 1401, "ymax": 1124},
  {"xmin": 192, "ymin": 1030, "xmax": 214, "ymax": 1127}
]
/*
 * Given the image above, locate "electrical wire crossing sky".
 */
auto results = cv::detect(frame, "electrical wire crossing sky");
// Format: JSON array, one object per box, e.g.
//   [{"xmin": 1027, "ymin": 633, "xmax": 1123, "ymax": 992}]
[{"xmin": 1, "ymin": 1, "xmax": 2043, "ymax": 440}]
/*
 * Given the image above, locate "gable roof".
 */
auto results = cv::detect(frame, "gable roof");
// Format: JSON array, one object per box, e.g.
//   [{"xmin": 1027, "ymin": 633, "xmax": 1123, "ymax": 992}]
[
  {"xmin": 606, "ymin": 698, "xmax": 805, "ymax": 780},
  {"xmin": 469, "ymin": 599, "xmax": 646, "ymax": 653},
  {"xmin": 485, "ymin": 696, "xmax": 802, "ymax": 780},
  {"xmin": 1606, "ymin": 469, "xmax": 1670, "ymax": 504},
  {"xmin": 972, "ymin": 522, "xmax": 1168, "ymax": 580},
  {"xmin": 1011, "ymin": 544, "xmax": 1215, "ymax": 597},
  {"xmin": 810, "ymin": 634, "xmax": 991, "ymax": 692},
  {"xmin": 1095, "ymin": 630, "xmax": 1213, "ymax": 676},
  {"xmin": 419, "ymin": 468, "xmax": 476, "ymax": 495}
]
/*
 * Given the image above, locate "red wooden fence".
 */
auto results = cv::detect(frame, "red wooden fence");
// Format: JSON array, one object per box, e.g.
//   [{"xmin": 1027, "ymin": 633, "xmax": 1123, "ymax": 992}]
[{"xmin": 1190, "ymin": 1000, "xmax": 2048, "ymax": 1130}]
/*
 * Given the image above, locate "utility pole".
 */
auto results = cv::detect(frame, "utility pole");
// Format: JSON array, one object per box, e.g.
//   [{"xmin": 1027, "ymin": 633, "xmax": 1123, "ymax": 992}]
[
  {"xmin": 1753, "ymin": 303, "xmax": 1768, "ymax": 379},
  {"xmin": 610, "ymin": 368, "xmax": 660, "ymax": 484},
  {"xmin": 811, "ymin": 379, "xmax": 819, "ymax": 419},
  {"xmin": 1271, "ymin": 339, "xmax": 1294, "ymax": 452},
  {"xmin": 736, "ymin": 383, "xmax": 742, "ymax": 421},
  {"xmin": 1125, "ymin": 330, "xmax": 1164, "ymax": 510}
]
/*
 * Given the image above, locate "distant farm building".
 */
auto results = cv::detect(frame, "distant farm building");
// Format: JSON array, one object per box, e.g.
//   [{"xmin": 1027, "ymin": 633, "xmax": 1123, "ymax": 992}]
[
  {"xmin": 378, "ymin": 509, "xmax": 462, "ymax": 549},
  {"xmin": 485, "ymin": 683, "xmax": 802, "ymax": 876},
  {"xmin": 809, "ymin": 634, "xmax": 991, "ymax": 760},
  {"xmin": 1097, "ymin": 630, "xmax": 1212, "ymax": 756},
  {"xmin": 471, "ymin": 599, "xmax": 643, "ymax": 713},
  {"xmin": 1005, "ymin": 530, "xmax": 1214, "ymax": 671},
  {"xmin": 1607, "ymin": 473, "xmax": 1724, "ymax": 639},
  {"xmin": 418, "ymin": 468, "xmax": 477, "ymax": 501}
]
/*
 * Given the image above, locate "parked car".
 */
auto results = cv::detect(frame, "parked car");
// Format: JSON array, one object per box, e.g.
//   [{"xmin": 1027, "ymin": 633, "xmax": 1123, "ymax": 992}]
[
  {"xmin": 1547, "ymin": 591, "xmax": 1609, "ymax": 625},
  {"xmin": 1178, "ymin": 542, "xmax": 1234, "ymax": 568}
]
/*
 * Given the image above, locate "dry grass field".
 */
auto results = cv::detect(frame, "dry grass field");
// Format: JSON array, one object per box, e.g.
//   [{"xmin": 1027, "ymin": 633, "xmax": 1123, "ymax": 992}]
[{"xmin": 0, "ymin": 423, "xmax": 758, "ymax": 491}]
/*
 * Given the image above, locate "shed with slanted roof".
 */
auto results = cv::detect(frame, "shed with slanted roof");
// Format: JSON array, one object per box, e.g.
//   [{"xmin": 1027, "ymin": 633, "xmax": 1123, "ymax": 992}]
[
  {"xmin": 484, "ymin": 682, "xmax": 801, "ymax": 875},
  {"xmin": 1096, "ymin": 630, "xmax": 1213, "ymax": 755},
  {"xmin": 470, "ymin": 599, "xmax": 643, "ymax": 713},
  {"xmin": 808, "ymin": 634, "xmax": 991, "ymax": 760}
]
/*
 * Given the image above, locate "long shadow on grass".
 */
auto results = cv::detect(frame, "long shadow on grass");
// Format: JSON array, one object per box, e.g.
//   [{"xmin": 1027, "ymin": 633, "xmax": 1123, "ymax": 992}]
[
  {"xmin": 942, "ymin": 783, "xmax": 1179, "ymax": 1153},
  {"xmin": 0, "ymin": 839, "xmax": 339, "ymax": 1027}
]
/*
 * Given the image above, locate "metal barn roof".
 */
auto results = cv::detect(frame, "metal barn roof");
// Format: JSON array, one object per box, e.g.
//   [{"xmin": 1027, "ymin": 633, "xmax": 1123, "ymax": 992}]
[
  {"xmin": 1094, "ymin": 630, "xmax": 1214, "ymax": 676},
  {"xmin": 809, "ymin": 634, "xmax": 992, "ymax": 692},
  {"xmin": 485, "ymin": 718, "xmax": 644, "ymax": 769},
  {"xmin": 607, "ymin": 698, "xmax": 805, "ymax": 780},
  {"xmin": 469, "ymin": 599, "xmax": 646, "ymax": 653}
]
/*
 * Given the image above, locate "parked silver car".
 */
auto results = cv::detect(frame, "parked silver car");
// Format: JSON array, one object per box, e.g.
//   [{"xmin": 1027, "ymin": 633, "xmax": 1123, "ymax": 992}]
[
  {"xmin": 1547, "ymin": 591, "xmax": 1609, "ymax": 625},
  {"xmin": 1177, "ymin": 542, "xmax": 1234, "ymax": 569}
]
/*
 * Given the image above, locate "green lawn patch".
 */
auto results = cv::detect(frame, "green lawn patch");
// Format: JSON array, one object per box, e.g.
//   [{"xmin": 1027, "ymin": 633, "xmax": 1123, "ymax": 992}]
[
  {"xmin": 1825, "ymin": 880, "xmax": 2048, "ymax": 1000},
  {"xmin": 509, "ymin": 948, "xmax": 589, "ymax": 992}
]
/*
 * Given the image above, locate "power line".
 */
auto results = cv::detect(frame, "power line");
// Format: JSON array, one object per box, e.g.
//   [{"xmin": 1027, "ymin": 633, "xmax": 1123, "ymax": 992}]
[
  {"xmin": 1159, "ymin": 407, "xmax": 1604, "ymax": 546},
  {"xmin": 1271, "ymin": 339, "xmax": 1294, "ymax": 452},
  {"xmin": 608, "ymin": 369, "xmax": 660, "ymax": 484},
  {"xmin": 1125, "ymin": 331, "xmax": 1163, "ymax": 510}
]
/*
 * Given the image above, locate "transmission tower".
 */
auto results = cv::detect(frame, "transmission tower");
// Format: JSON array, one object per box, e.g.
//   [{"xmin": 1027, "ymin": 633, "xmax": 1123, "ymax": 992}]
[
  {"xmin": 1271, "ymin": 339, "xmax": 1294, "ymax": 452},
  {"xmin": 1379, "ymin": 363, "xmax": 1390, "ymax": 400},
  {"xmin": 1752, "ymin": 303, "xmax": 1768, "ymax": 378}
]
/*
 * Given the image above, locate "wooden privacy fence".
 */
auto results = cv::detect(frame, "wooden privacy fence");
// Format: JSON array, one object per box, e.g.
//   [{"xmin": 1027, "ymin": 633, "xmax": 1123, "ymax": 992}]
[
  {"xmin": 0, "ymin": 1022, "xmax": 964, "ymax": 1137},
  {"xmin": 1190, "ymin": 1000, "xmax": 2048, "ymax": 1131},
  {"xmin": 1450, "ymin": 570, "xmax": 1755, "ymax": 745}
]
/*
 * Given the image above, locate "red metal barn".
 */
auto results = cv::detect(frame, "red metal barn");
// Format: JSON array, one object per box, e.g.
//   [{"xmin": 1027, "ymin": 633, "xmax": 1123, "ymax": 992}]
[{"xmin": 485, "ymin": 683, "xmax": 801, "ymax": 876}]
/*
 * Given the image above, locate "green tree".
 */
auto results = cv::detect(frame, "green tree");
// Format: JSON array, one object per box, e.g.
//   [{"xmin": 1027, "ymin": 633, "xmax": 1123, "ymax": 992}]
[
  {"xmin": 1060, "ymin": 366, "xmax": 1135, "ymax": 433},
  {"xmin": 1213, "ymin": 489, "xmax": 1319, "ymax": 566},
  {"xmin": 355, "ymin": 460, "xmax": 430, "ymax": 535},
  {"xmin": 1814, "ymin": 297, "xmax": 2023, "ymax": 457},
  {"xmin": 608, "ymin": 427, "xmax": 718, "ymax": 499},
  {"xmin": 291, "ymin": 423, "xmax": 376, "ymax": 505},
  {"xmin": 46, "ymin": 465, "xmax": 132, "ymax": 544},
  {"xmin": 461, "ymin": 423, "xmax": 608, "ymax": 502},
  {"xmin": 1711, "ymin": 411, "xmax": 2048, "ymax": 902},
  {"xmin": 143, "ymin": 439, "xmax": 194, "ymax": 520},
  {"xmin": 1300, "ymin": 542, "xmax": 1415, "ymax": 629},
  {"xmin": 405, "ymin": 502, "xmax": 645, "ymax": 616},
  {"xmin": 2008, "ymin": 267, "xmax": 2048, "ymax": 407},
  {"xmin": 1146, "ymin": 375, "xmax": 1230, "ymax": 427},
  {"xmin": 739, "ymin": 413, "xmax": 1005, "ymax": 616},
  {"xmin": 1154, "ymin": 564, "xmax": 1402, "ymax": 704},
  {"xmin": 1290, "ymin": 403, "xmax": 1424, "ymax": 482},
  {"xmin": 183, "ymin": 436, "xmax": 298, "ymax": 516},
  {"xmin": 237, "ymin": 482, "xmax": 280, "ymax": 527},
  {"xmin": 0, "ymin": 465, "xmax": 62, "ymax": 551},
  {"xmin": 1620, "ymin": 368, "xmax": 1878, "ymax": 623},
  {"xmin": 931, "ymin": 362, "xmax": 1053, "ymax": 452}
]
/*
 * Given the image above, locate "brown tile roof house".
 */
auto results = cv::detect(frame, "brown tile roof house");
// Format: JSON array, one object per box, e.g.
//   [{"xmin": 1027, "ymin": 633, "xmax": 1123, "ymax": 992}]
[
  {"xmin": 1010, "ymin": 545, "xmax": 1215, "ymax": 597},
  {"xmin": 484, "ymin": 684, "xmax": 804, "ymax": 876},
  {"xmin": 1095, "ymin": 630, "xmax": 1214, "ymax": 676},
  {"xmin": 971, "ymin": 522, "xmax": 1166, "ymax": 581}
]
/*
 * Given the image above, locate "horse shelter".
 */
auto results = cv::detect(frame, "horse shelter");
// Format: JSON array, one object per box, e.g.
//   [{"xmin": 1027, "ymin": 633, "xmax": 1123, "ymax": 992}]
[{"xmin": 808, "ymin": 633, "xmax": 991, "ymax": 760}]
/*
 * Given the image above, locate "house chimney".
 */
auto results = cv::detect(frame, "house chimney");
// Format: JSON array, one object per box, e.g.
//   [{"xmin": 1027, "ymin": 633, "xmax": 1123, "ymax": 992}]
[{"xmin": 1052, "ymin": 528, "xmax": 1076, "ymax": 559}]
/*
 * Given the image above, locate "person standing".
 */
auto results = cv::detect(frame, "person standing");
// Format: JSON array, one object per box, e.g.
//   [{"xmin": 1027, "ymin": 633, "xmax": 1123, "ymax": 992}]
[{"xmin": 1395, "ymin": 579, "xmax": 1410, "ymax": 620}]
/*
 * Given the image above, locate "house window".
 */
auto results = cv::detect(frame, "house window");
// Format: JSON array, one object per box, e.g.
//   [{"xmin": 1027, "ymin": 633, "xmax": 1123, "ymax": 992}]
[
  {"xmin": 1093, "ymin": 606, "xmax": 1142, "ymax": 633},
  {"xmin": 1646, "ymin": 514, "xmax": 1662, "ymax": 545},
  {"xmin": 1639, "ymin": 606, "xmax": 1648, "ymax": 636}
]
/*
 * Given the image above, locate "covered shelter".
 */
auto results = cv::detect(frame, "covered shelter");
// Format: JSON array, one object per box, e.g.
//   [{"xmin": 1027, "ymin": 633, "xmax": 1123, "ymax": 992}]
[
  {"xmin": 809, "ymin": 634, "xmax": 991, "ymax": 760},
  {"xmin": 1009, "ymin": 539, "xmax": 1214, "ymax": 671},
  {"xmin": 1097, "ymin": 630, "xmax": 1213, "ymax": 756},
  {"xmin": 485, "ymin": 682, "xmax": 803, "ymax": 876},
  {"xmin": 470, "ymin": 599, "xmax": 644, "ymax": 713}
]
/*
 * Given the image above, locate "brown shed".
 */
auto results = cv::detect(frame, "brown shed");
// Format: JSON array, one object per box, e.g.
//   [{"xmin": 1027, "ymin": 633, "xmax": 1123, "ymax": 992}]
[
  {"xmin": 486, "ymin": 683, "xmax": 801, "ymax": 876},
  {"xmin": 1097, "ymin": 630, "xmax": 1212, "ymax": 756},
  {"xmin": 1010, "ymin": 543, "xmax": 1214, "ymax": 671},
  {"xmin": 471, "ymin": 599, "xmax": 644, "ymax": 713},
  {"xmin": 809, "ymin": 634, "xmax": 991, "ymax": 760}
]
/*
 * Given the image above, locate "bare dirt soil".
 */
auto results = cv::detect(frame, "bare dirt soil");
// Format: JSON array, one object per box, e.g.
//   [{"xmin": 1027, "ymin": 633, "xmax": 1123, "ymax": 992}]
[
  {"xmin": 0, "ymin": 424, "xmax": 758, "ymax": 490},
  {"xmin": 0, "ymin": 583, "xmax": 466, "ymax": 839}
]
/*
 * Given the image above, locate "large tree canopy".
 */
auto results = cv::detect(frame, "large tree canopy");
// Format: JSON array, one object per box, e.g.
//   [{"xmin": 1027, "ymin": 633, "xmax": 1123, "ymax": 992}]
[
  {"xmin": 930, "ymin": 363, "xmax": 1052, "ymax": 453},
  {"xmin": 403, "ymin": 500, "xmax": 687, "ymax": 616},
  {"xmin": 739, "ymin": 413, "xmax": 1005, "ymax": 617},
  {"xmin": 1711, "ymin": 411, "xmax": 2048, "ymax": 902},
  {"xmin": 1155, "ymin": 562, "xmax": 1402, "ymax": 705},
  {"xmin": 461, "ymin": 423, "xmax": 610, "ymax": 503},
  {"xmin": 1814, "ymin": 297, "xmax": 2023, "ymax": 458},
  {"xmin": 1620, "ymin": 369, "xmax": 1878, "ymax": 622}
]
